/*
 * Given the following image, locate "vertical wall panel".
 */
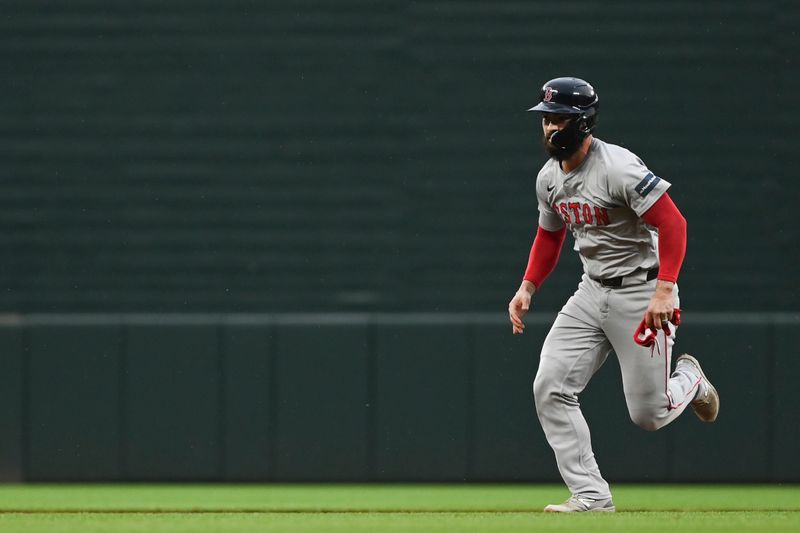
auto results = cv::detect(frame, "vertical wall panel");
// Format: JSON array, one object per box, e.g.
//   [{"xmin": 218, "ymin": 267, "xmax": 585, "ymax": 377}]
[
  {"xmin": 471, "ymin": 322, "xmax": 559, "ymax": 481},
  {"xmin": 125, "ymin": 324, "xmax": 219, "ymax": 479},
  {"xmin": 668, "ymin": 323, "xmax": 769, "ymax": 481},
  {"xmin": 0, "ymin": 326, "xmax": 23, "ymax": 481},
  {"xmin": 273, "ymin": 322, "xmax": 369, "ymax": 480},
  {"xmin": 222, "ymin": 322, "xmax": 273, "ymax": 480},
  {"xmin": 374, "ymin": 323, "xmax": 470, "ymax": 480},
  {"xmin": 27, "ymin": 324, "xmax": 122, "ymax": 480},
  {"xmin": 773, "ymin": 322, "xmax": 800, "ymax": 481}
]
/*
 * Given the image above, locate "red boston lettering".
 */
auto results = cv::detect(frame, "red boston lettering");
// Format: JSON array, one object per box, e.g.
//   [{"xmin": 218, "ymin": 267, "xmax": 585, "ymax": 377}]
[
  {"xmin": 594, "ymin": 206, "xmax": 610, "ymax": 225},
  {"xmin": 582, "ymin": 204, "xmax": 593, "ymax": 224},
  {"xmin": 559, "ymin": 203, "xmax": 571, "ymax": 223},
  {"xmin": 568, "ymin": 203, "xmax": 582, "ymax": 224},
  {"xmin": 556, "ymin": 202, "xmax": 610, "ymax": 226}
]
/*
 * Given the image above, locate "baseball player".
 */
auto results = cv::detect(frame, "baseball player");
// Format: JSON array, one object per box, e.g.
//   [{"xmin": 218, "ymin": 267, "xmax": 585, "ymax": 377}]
[{"xmin": 508, "ymin": 77, "xmax": 720, "ymax": 513}]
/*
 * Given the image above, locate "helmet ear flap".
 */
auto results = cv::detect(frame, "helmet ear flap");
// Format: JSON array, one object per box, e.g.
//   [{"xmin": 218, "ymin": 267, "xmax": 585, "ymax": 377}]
[
  {"xmin": 577, "ymin": 115, "xmax": 589, "ymax": 135},
  {"xmin": 578, "ymin": 111, "xmax": 597, "ymax": 135},
  {"xmin": 575, "ymin": 115, "xmax": 590, "ymax": 136}
]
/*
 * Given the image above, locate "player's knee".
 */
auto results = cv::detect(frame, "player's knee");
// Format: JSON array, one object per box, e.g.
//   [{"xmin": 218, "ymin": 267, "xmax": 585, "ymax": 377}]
[
  {"xmin": 629, "ymin": 409, "xmax": 666, "ymax": 432},
  {"xmin": 533, "ymin": 371, "xmax": 573, "ymax": 413},
  {"xmin": 532, "ymin": 373, "xmax": 554, "ymax": 409}
]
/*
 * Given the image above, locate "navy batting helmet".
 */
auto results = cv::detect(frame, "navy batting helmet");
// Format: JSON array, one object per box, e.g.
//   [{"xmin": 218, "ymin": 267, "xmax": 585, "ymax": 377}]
[
  {"xmin": 529, "ymin": 77, "xmax": 599, "ymax": 123},
  {"xmin": 529, "ymin": 77, "xmax": 599, "ymax": 157}
]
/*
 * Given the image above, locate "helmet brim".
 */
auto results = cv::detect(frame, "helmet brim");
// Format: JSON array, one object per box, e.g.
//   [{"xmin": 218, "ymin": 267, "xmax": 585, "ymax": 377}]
[{"xmin": 528, "ymin": 101, "xmax": 582, "ymax": 114}]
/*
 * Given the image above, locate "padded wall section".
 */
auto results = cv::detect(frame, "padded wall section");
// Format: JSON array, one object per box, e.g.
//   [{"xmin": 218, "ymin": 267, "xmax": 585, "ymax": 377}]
[
  {"xmin": 27, "ymin": 324, "xmax": 122, "ymax": 480},
  {"xmin": 0, "ymin": 326, "xmax": 23, "ymax": 481},
  {"xmin": 374, "ymin": 322, "xmax": 470, "ymax": 480},
  {"xmin": 222, "ymin": 322, "xmax": 273, "ymax": 480},
  {"xmin": 273, "ymin": 321, "xmax": 370, "ymax": 480},
  {"xmin": 125, "ymin": 324, "xmax": 220, "ymax": 479},
  {"xmin": 0, "ymin": 313, "xmax": 794, "ymax": 481},
  {"xmin": 773, "ymin": 322, "xmax": 800, "ymax": 481}
]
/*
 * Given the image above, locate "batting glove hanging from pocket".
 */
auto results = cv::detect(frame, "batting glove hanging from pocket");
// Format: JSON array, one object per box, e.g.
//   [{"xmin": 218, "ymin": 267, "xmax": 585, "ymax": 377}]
[{"xmin": 633, "ymin": 308, "xmax": 682, "ymax": 354}]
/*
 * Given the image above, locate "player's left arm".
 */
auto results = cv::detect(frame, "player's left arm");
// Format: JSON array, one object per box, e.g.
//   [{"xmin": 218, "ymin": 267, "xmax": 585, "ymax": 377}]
[{"xmin": 640, "ymin": 193, "xmax": 687, "ymax": 330}]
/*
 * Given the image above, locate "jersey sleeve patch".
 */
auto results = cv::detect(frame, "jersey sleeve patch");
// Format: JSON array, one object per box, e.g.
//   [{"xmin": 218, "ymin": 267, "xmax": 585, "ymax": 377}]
[{"xmin": 634, "ymin": 172, "xmax": 661, "ymax": 197}]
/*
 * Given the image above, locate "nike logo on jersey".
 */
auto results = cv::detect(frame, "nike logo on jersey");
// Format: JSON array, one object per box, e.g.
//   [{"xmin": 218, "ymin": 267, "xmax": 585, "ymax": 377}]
[
  {"xmin": 635, "ymin": 172, "xmax": 661, "ymax": 197},
  {"xmin": 553, "ymin": 201, "xmax": 610, "ymax": 226},
  {"xmin": 547, "ymin": 184, "xmax": 555, "ymax": 192}
]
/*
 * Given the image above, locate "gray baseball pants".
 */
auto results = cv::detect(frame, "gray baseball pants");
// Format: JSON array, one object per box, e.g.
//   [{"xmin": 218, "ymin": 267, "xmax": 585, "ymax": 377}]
[{"xmin": 533, "ymin": 273, "xmax": 701, "ymax": 499}]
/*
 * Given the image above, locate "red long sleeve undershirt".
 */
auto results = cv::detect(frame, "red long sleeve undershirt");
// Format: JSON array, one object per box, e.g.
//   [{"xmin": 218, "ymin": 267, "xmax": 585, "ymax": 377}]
[
  {"xmin": 640, "ymin": 192, "xmax": 687, "ymax": 283},
  {"xmin": 523, "ymin": 225, "xmax": 567, "ymax": 289},
  {"xmin": 522, "ymin": 193, "xmax": 687, "ymax": 288}
]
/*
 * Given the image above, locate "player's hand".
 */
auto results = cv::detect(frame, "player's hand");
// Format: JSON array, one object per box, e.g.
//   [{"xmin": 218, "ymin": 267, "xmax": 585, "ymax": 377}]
[
  {"xmin": 645, "ymin": 280, "xmax": 676, "ymax": 330},
  {"xmin": 508, "ymin": 281, "xmax": 536, "ymax": 334}
]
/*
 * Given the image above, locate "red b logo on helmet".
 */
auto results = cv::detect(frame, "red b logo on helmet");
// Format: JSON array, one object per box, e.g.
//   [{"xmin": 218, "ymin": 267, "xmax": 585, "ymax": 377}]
[{"xmin": 543, "ymin": 87, "xmax": 554, "ymax": 102}]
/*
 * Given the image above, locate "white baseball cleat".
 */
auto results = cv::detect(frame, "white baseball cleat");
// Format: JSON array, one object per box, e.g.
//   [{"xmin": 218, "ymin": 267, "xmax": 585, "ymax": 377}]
[
  {"xmin": 543, "ymin": 495, "xmax": 616, "ymax": 513},
  {"xmin": 676, "ymin": 353, "xmax": 720, "ymax": 423}
]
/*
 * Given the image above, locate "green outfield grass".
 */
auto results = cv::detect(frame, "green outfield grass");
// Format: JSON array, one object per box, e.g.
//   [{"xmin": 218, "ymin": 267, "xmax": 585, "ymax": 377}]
[{"xmin": 0, "ymin": 484, "xmax": 796, "ymax": 532}]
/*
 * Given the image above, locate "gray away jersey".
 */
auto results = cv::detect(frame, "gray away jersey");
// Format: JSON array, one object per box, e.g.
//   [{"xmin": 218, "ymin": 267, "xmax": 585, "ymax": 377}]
[{"xmin": 536, "ymin": 137, "xmax": 671, "ymax": 280}]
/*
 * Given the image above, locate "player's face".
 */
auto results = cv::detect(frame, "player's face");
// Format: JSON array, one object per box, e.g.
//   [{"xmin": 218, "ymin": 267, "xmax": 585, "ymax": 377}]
[
  {"xmin": 542, "ymin": 113, "xmax": 571, "ymax": 133},
  {"xmin": 541, "ymin": 113, "xmax": 573, "ymax": 157}
]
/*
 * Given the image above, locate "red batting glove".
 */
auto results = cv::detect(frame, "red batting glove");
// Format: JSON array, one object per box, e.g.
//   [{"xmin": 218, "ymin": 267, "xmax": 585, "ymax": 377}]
[{"xmin": 634, "ymin": 308, "xmax": 682, "ymax": 347}]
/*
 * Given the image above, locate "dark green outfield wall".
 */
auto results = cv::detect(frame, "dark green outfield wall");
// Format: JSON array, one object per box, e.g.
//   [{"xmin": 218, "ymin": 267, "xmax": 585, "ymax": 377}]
[
  {"xmin": 0, "ymin": 1, "xmax": 798, "ymax": 313},
  {"xmin": 0, "ymin": 2, "xmax": 798, "ymax": 483},
  {"xmin": 0, "ymin": 312, "xmax": 796, "ymax": 482}
]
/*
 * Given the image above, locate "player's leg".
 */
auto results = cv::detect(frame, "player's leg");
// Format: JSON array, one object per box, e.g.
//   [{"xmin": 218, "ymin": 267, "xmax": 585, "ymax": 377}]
[
  {"xmin": 533, "ymin": 276, "xmax": 613, "ymax": 502},
  {"xmin": 603, "ymin": 280, "xmax": 715, "ymax": 430}
]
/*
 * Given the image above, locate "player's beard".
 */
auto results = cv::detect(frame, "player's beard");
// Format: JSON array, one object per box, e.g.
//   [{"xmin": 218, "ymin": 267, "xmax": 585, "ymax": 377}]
[
  {"xmin": 542, "ymin": 119, "xmax": 584, "ymax": 161},
  {"xmin": 542, "ymin": 133, "xmax": 564, "ymax": 160},
  {"xmin": 542, "ymin": 132, "xmax": 579, "ymax": 161}
]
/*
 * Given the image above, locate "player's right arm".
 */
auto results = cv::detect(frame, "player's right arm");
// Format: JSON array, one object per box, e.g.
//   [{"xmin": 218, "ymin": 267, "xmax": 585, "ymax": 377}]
[
  {"xmin": 509, "ymin": 171, "xmax": 567, "ymax": 334},
  {"xmin": 509, "ymin": 225, "xmax": 567, "ymax": 334}
]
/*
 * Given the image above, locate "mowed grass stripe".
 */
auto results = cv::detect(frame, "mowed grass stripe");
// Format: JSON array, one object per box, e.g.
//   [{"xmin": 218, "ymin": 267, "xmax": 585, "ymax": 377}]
[
  {"xmin": 0, "ymin": 511, "xmax": 797, "ymax": 533},
  {"xmin": 0, "ymin": 508, "xmax": 799, "ymax": 514},
  {"xmin": 0, "ymin": 485, "xmax": 796, "ymax": 512}
]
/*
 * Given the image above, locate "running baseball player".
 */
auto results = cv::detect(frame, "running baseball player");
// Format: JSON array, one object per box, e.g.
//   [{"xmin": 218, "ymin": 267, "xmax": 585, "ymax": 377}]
[{"xmin": 508, "ymin": 77, "xmax": 720, "ymax": 513}]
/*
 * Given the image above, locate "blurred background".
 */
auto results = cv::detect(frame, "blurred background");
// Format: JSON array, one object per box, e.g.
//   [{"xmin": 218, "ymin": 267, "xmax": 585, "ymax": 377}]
[{"xmin": 0, "ymin": 1, "xmax": 796, "ymax": 482}]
